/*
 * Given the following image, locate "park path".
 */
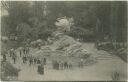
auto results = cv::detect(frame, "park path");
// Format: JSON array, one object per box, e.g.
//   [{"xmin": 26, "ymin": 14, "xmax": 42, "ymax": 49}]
[{"xmin": 6, "ymin": 42, "xmax": 127, "ymax": 81}]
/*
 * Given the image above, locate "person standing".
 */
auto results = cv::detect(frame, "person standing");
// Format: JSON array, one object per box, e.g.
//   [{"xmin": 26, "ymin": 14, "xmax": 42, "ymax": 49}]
[
  {"xmin": 79, "ymin": 59, "xmax": 84, "ymax": 68},
  {"xmin": 27, "ymin": 47, "xmax": 30, "ymax": 54},
  {"xmin": 12, "ymin": 51, "xmax": 17, "ymax": 64},
  {"xmin": 25, "ymin": 47, "xmax": 27, "ymax": 54},
  {"xmin": 64, "ymin": 62, "xmax": 68, "ymax": 69},
  {"xmin": 34, "ymin": 58, "xmax": 37, "ymax": 64},
  {"xmin": 37, "ymin": 63, "xmax": 44, "ymax": 75},
  {"xmin": 59, "ymin": 61, "xmax": 64, "ymax": 70},
  {"xmin": 19, "ymin": 48, "xmax": 23, "ymax": 57},
  {"xmin": 9, "ymin": 49, "xmax": 11, "ymax": 57},
  {"xmin": 23, "ymin": 47, "xmax": 26, "ymax": 54},
  {"xmin": 19, "ymin": 50, "xmax": 22, "ymax": 57},
  {"xmin": 29, "ymin": 57, "xmax": 33, "ymax": 66},
  {"xmin": 37, "ymin": 59, "xmax": 41, "ymax": 64},
  {"xmin": 55, "ymin": 61, "xmax": 59, "ymax": 70},
  {"xmin": 68, "ymin": 62, "xmax": 72, "ymax": 69},
  {"xmin": 22, "ymin": 55, "xmax": 27, "ymax": 64},
  {"xmin": 43, "ymin": 58, "xmax": 46, "ymax": 65},
  {"xmin": 9, "ymin": 48, "xmax": 14, "ymax": 57}
]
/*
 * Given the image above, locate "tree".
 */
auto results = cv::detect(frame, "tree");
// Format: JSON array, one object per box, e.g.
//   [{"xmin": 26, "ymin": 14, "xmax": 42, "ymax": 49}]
[
  {"xmin": 6, "ymin": 1, "xmax": 31, "ymax": 32},
  {"xmin": 1, "ymin": 1, "xmax": 126, "ymax": 43},
  {"xmin": 16, "ymin": 23, "xmax": 31, "ymax": 40}
]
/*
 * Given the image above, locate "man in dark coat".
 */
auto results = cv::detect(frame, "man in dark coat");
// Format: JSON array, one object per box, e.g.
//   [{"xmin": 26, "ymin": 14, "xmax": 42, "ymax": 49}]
[
  {"xmin": 26, "ymin": 47, "xmax": 30, "ymax": 54},
  {"xmin": 12, "ymin": 52, "xmax": 17, "ymax": 64},
  {"xmin": 22, "ymin": 56, "xmax": 27, "ymax": 64},
  {"xmin": 19, "ymin": 48, "xmax": 22, "ymax": 57},
  {"xmin": 55, "ymin": 61, "xmax": 59, "ymax": 70},
  {"xmin": 37, "ymin": 59, "xmax": 41, "ymax": 64},
  {"xmin": 68, "ymin": 63, "xmax": 72, "ymax": 69},
  {"xmin": 37, "ymin": 64, "xmax": 44, "ymax": 75},
  {"xmin": 59, "ymin": 61, "xmax": 64, "ymax": 70},
  {"xmin": 43, "ymin": 58, "xmax": 47, "ymax": 65},
  {"xmin": 23, "ymin": 47, "xmax": 26, "ymax": 54},
  {"xmin": 79, "ymin": 59, "xmax": 84, "ymax": 68},
  {"xmin": 64, "ymin": 62, "xmax": 68, "ymax": 69}
]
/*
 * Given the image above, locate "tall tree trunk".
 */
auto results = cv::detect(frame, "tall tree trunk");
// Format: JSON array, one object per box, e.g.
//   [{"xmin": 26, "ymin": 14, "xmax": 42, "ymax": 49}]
[{"xmin": 110, "ymin": 2, "xmax": 118, "ymax": 49}]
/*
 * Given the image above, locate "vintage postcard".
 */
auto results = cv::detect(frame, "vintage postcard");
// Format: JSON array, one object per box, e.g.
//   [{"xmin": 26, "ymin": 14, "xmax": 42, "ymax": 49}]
[{"xmin": 0, "ymin": 0, "xmax": 127, "ymax": 81}]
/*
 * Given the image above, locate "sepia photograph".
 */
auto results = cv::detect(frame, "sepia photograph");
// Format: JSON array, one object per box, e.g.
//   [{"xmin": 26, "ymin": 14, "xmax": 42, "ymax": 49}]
[{"xmin": 0, "ymin": 0, "xmax": 127, "ymax": 81}]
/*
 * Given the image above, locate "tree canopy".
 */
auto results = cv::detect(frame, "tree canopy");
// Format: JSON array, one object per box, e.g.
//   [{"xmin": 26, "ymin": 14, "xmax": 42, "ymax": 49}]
[{"xmin": 1, "ymin": 1, "xmax": 127, "ymax": 42}]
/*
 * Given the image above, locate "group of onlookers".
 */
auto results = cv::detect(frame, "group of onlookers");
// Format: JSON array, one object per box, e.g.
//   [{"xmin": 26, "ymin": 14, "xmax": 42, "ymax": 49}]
[
  {"xmin": 52, "ymin": 59, "xmax": 84, "ymax": 70},
  {"xmin": 52, "ymin": 60, "xmax": 72, "ymax": 70},
  {"xmin": 2, "ymin": 38, "xmax": 85, "ymax": 76},
  {"xmin": 4, "ymin": 46, "xmax": 30, "ymax": 64}
]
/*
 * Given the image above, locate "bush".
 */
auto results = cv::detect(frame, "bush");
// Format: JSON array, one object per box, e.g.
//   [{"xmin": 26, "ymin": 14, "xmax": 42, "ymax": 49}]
[{"xmin": 1, "ymin": 61, "xmax": 20, "ymax": 81}]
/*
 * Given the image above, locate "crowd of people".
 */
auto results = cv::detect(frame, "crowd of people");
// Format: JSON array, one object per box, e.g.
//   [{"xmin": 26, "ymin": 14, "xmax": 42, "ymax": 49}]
[
  {"xmin": 2, "ymin": 43, "xmax": 46, "ymax": 75},
  {"xmin": 52, "ymin": 60, "xmax": 72, "ymax": 70},
  {"xmin": 52, "ymin": 58, "xmax": 84, "ymax": 70},
  {"xmin": 2, "ymin": 39, "xmax": 85, "ymax": 76}
]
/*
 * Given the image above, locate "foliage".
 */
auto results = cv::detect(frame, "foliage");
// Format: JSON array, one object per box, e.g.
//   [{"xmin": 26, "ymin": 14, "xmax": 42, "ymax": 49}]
[
  {"xmin": 1, "ymin": 61, "xmax": 20, "ymax": 80},
  {"xmin": 1, "ymin": 1, "xmax": 127, "ymax": 42},
  {"xmin": 7, "ymin": 1, "xmax": 31, "ymax": 29}
]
